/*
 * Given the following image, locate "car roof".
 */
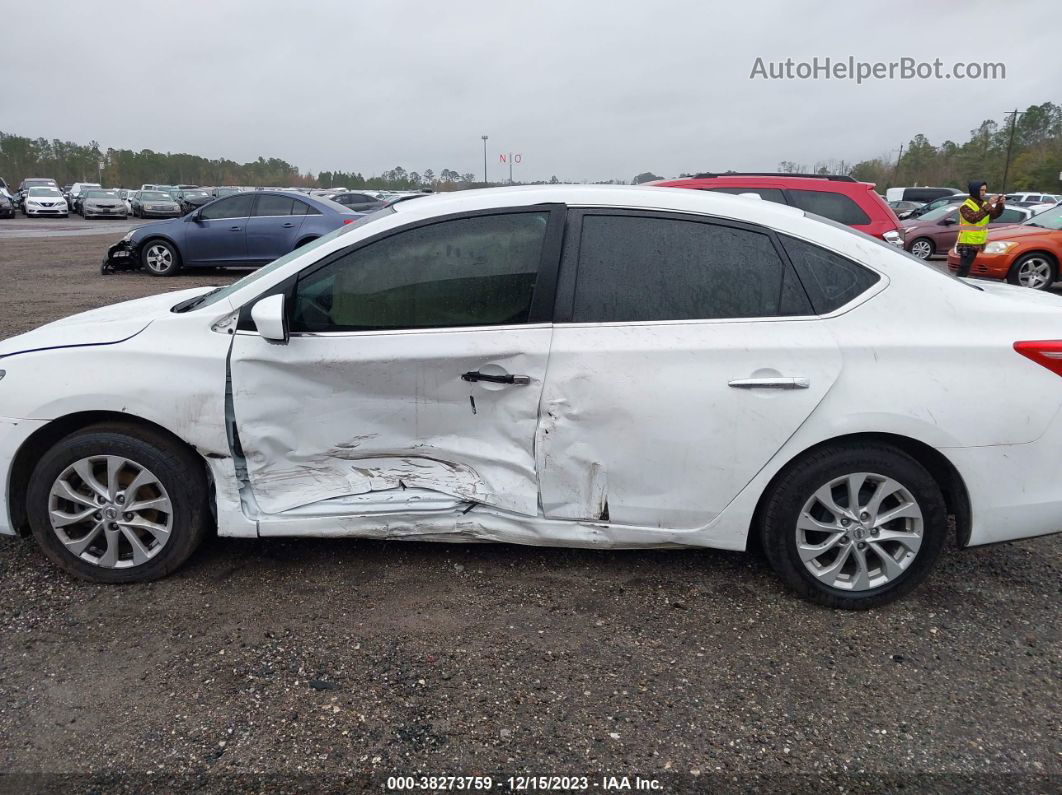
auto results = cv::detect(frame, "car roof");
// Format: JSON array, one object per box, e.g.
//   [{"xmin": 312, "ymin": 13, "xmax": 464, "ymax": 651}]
[{"xmin": 650, "ymin": 175, "xmax": 874, "ymax": 193}]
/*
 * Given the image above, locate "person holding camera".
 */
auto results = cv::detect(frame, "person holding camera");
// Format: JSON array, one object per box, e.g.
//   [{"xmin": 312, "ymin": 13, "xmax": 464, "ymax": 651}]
[{"xmin": 955, "ymin": 180, "xmax": 1005, "ymax": 277}]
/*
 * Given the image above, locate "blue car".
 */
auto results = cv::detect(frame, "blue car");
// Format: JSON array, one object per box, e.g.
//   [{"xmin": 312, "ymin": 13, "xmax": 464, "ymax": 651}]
[{"xmin": 102, "ymin": 191, "xmax": 362, "ymax": 276}]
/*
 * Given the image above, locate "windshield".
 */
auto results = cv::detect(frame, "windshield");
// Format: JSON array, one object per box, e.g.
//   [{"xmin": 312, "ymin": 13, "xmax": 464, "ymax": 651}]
[
  {"xmin": 183, "ymin": 190, "xmax": 209, "ymax": 198},
  {"xmin": 177, "ymin": 207, "xmax": 396, "ymax": 312},
  {"xmin": 28, "ymin": 187, "xmax": 62, "ymax": 197},
  {"xmin": 85, "ymin": 190, "xmax": 118, "ymax": 199},
  {"xmin": 915, "ymin": 204, "xmax": 961, "ymax": 222},
  {"xmin": 1023, "ymin": 207, "xmax": 1062, "ymax": 231},
  {"xmin": 25, "ymin": 180, "xmax": 55, "ymax": 188},
  {"xmin": 141, "ymin": 191, "xmax": 173, "ymax": 201}
]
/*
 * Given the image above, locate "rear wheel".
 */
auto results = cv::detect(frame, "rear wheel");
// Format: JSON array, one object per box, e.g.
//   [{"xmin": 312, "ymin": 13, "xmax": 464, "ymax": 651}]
[
  {"xmin": 26, "ymin": 423, "xmax": 210, "ymax": 583},
  {"xmin": 760, "ymin": 443, "xmax": 947, "ymax": 609},
  {"xmin": 908, "ymin": 238, "xmax": 934, "ymax": 259},
  {"xmin": 1007, "ymin": 253, "xmax": 1057, "ymax": 290},
  {"xmin": 142, "ymin": 239, "xmax": 182, "ymax": 276}
]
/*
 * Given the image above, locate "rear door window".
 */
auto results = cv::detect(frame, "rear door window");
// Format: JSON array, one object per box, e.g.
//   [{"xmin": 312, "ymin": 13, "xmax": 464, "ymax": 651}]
[
  {"xmin": 254, "ymin": 195, "xmax": 296, "ymax": 216},
  {"xmin": 201, "ymin": 194, "xmax": 254, "ymax": 220},
  {"xmin": 570, "ymin": 213, "xmax": 811, "ymax": 322},
  {"xmin": 787, "ymin": 189, "xmax": 872, "ymax": 226}
]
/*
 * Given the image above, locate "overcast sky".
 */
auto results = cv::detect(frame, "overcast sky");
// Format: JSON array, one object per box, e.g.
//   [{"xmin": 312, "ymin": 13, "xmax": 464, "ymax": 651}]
[{"xmin": 2, "ymin": 0, "xmax": 1057, "ymax": 182}]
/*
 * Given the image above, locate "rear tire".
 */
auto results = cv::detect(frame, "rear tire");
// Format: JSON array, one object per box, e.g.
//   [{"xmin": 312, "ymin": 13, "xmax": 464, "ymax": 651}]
[
  {"xmin": 759, "ymin": 442, "xmax": 947, "ymax": 609},
  {"xmin": 26, "ymin": 423, "xmax": 210, "ymax": 583}
]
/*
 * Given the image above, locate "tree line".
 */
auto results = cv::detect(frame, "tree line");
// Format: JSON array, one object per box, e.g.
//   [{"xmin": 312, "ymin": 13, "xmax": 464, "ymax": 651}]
[{"xmin": 4, "ymin": 100, "xmax": 1059, "ymax": 193}]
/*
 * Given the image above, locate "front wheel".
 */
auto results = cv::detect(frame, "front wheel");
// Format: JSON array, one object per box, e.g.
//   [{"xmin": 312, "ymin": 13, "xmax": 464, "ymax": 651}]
[
  {"xmin": 1008, "ymin": 253, "xmax": 1057, "ymax": 291},
  {"xmin": 759, "ymin": 443, "xmax": 947, "ymax": 609},
  {"xmin": 908, "ymin": 238, "xmax": 934, "ymax": 259},
  {"xmin": 26, "ymin": 423, "xmax": 210, "ymax": 583},
  {"xmin": 142, "ymin": 239, "xmax": 182, "ymax": 276}
]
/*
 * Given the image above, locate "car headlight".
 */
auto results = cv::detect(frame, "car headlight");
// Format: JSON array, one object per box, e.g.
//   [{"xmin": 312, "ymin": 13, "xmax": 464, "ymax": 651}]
[
  {"xmin": 121, "ymin": 230, "xmax": 136, "ymax": 242},
  {"xmin": 983, "ymin": 241, "xmax": 1017, "ymax": 255}
]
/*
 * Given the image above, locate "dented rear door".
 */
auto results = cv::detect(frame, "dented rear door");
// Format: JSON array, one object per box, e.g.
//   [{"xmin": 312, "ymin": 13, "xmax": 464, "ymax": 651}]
[
  {"xmin": 536, "ymin": 209, "xmax": 843, "ymax": 529},
  {"xmin": 229, "ymin": 206, "xmax": 565, "ymax": 516}
]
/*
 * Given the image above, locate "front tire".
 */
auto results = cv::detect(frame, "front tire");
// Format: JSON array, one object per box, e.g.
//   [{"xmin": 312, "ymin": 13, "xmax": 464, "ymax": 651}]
[
  {"xmin": 26, "ymin": 423, "xmax": 210, "ymax": 583},
  {"xmin": 908, "ymin": 238, "xmax": 934, "ymax": 259},
  {"xmin": 759, "ymin": 442, "xmax": 947, "ymax": 609},
  {"xmin": 142, "ymin": 239, "xmax": 182, "ymax": 276},
  {"xmin": 1007, "ymin": 253, "xmax": 1057, "ymax": 291}
]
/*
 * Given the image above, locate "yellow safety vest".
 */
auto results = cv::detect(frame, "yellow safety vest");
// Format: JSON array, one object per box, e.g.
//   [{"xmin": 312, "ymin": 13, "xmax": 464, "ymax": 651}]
[{"xmin": 957, "ymin": 198, "xmax": 990, "ymax": 245}]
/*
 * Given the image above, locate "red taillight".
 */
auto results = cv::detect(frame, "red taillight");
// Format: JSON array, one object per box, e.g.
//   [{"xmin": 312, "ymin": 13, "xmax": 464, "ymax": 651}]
[
  {"xmin": 1014, "ymin": 341, "xmax": 1062, "ymax": 377},
  {"xmin": 342, "ymin": 218, "xmax": 356, "ymax": 225}
]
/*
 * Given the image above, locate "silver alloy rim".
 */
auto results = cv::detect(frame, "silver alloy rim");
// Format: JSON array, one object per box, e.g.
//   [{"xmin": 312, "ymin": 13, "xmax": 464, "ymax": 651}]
[
  {"xmin": 910, "ymin": 239, "xmax": 932, "ymax": 259},
  {"xmin": 48, "ymin": 455, "xmax": 173, "ymax": 569},
  {"xmin": 1017, "ymin": 257, "xmax": 1052, "ymax": 289},
  {"xmin": 796, "ymin": 472, "xmax": 923, "ymax": 592},
  {"xmin": 144, "ymin": 244, "xmax": 173, "ymax": 273}
]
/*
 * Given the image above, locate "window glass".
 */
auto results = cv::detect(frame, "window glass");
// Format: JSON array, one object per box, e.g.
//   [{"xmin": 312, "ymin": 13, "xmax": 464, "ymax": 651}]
[
  {"xmin": 780, "ymin": 235, "xmax": 880, "ymax": 314},
  {"xmin": 254, "ymin": 195, "xmax": 296, "ymax": 216},
  {"xmin": 788, "ymin": 189, "xmax": 872, "ymax": 226},
  {"xmin": 706, "ymin": 187, "xmax": 787, "ymax": 205},
  {"xmin": 200, "ymin": 193, "xmax": 254, "ymax": 220},
  {"xmin": 996, "ymin": 208, "xmax": 1025, "ymax": 224},
  {"xmin": 292, "ymin": 212, "xmax": 548, "ymax": 332},
  {"xmin": 290, "ymin": 200, "xmax": 309, "ymax": 216},
  {"xmin": 571, "ymin": 215, "xmax": 806, "ymax": 322}
]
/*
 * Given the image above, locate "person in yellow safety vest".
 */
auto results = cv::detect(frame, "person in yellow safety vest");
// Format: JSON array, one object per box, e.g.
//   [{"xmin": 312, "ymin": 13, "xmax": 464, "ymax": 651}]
[{"xmin": 956, "ymin": 180, "xmax": 1005, "ymax": 277}]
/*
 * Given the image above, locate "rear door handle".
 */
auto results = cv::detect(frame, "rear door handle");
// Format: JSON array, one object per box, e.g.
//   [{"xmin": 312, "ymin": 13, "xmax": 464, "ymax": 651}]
[
  {"xmin": 728, "ymin": 377, "xmax": 810, "ymax": 390},
  {"xmin": 462, "ymin": 371, "xmax": 531, "ymax": 385},
  {"xmin": 230, "ymin": 225, "xmax": 241, "ymax": 231},
  {"xmin": 281, "ymin": 222, "xmax": 294, "ymax": 228}
]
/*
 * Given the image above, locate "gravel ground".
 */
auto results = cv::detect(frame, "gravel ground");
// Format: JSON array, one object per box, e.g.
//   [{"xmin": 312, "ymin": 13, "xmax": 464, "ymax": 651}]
[{"xmin": 0, "ymin": 228, "xmax": 1059, "ymax": 793}]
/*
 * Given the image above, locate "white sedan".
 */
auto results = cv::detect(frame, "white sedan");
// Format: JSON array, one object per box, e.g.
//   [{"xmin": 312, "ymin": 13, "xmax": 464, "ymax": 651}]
[{"xmin": 1, "ymin": 186, "xmax": 1060, "ymax": 608}]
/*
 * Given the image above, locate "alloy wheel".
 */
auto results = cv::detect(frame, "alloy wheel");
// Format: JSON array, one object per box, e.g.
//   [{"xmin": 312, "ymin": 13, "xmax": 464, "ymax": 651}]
[
  {"xmin": 1017, "ymin": 257, "xmax": 1053, "ymax": 289},
  {"xmin": 910, "ymin": 239, "xmax": 933, "ymax": 259},
  {"xmin": 144, "ymin": 244, "xmax": 173, "ymax": 274},
  {"xmin": 795, "ymin": 472, "xmax": 923, "ymax": 591},
  {"xmin": 48, "ymin": 455, "xmax": 173, "ymax": 569}
]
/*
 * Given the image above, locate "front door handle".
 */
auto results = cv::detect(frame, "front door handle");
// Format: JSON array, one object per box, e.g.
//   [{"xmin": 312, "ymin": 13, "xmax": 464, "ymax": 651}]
[
  {"xmin": 230, "ymin": 225, "xmax": 241, "ymax": 231},
  {"xmin": 462, "ymin": 371, "xmax": 531, "ymax": 385},
  {"xmin": 728, "ymin": 377, "xmax": 810, "ymax": 390}
]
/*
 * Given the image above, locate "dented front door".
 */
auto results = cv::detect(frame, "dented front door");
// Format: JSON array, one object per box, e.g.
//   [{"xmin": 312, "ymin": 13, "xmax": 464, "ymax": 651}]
[{"xmin": 228, "ymin": 207, "xmax": 562, "ymax": 517}]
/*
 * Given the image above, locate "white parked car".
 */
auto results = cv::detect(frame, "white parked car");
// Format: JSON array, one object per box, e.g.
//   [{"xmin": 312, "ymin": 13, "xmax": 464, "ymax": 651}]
[
  {"xmin": 1, "ymin": 186, "xmax": 1060, "ymax": 608},
  {"xmin": 21, "ymin": 186, "xmax": 68, "ymax": 217}
]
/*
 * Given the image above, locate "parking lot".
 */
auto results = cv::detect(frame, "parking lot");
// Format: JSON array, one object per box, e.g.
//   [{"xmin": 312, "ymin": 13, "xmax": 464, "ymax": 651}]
[{"xmin": 0, "ymin": 222, "xmax": 1057, "ymax": 790}]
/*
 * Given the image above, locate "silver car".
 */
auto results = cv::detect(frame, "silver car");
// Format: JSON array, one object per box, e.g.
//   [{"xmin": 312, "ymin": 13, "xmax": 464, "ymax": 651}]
[{"xmin": 81, "ymin": 190, "xmax": 128, "ymax": 220}]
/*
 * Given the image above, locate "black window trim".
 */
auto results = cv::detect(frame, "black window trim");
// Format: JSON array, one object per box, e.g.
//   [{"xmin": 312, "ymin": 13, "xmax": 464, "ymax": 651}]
[
  {"xmin": 236, "ymin": 204, "xmax": 566, "ymax": 334},
  {"xmin": 553, "ymin": 207, "xmax": 816, "ymax": 325},
  {"xmin": 775, "ymin": 231, "xmax": 886, "ymax": 317}
]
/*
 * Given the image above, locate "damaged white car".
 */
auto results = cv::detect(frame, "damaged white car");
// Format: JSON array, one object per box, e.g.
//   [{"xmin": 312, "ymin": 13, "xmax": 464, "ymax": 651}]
[{"xmin": 2, "ymin": 185, "xmax": 1061, "ymax": 608}]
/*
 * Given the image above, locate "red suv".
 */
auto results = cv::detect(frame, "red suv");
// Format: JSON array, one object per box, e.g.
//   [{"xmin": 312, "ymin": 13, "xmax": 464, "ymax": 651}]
[{"xmin": 652, "ymin": 173, "xmax": 904, "ymax": 246}]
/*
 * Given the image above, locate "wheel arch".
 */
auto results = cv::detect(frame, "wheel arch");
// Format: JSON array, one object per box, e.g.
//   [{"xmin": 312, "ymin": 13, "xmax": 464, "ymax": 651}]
[
  {"xmin": 137, "ymin": 234, "xmax": 182, "ymax": 260},
  {"xmin": 294, "ymin": 235, "xmax": 319, "ymax": 250},
  {"xmin": 749, "ymin": 431, "xmax": 972, "ymax": 552},
  {"xmin": 7, "ymin": 410, "xmax": 210, "ymax": 537}
]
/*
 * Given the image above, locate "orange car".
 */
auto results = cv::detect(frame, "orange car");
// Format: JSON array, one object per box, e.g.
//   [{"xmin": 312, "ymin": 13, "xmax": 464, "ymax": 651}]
[{"xmin": 946, "ymin": 206, "xmax": 1062, "ymax": 290}]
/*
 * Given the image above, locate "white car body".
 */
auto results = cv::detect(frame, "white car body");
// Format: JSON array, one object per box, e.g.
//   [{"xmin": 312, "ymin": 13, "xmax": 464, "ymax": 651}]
[
  {"xmin": 22, "ymin": 188, "xmax": 68, "ymax": 216},
  {"xmin": 1, "ymin": 186, "xmax": 1061, "ymax": 578}
]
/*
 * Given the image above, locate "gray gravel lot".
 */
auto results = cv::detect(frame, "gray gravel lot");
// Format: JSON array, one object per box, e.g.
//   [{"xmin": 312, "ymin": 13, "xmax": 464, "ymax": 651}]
[{"xmin": 0, "ymin": 227, "xmax": 1059, "ymax": 792}]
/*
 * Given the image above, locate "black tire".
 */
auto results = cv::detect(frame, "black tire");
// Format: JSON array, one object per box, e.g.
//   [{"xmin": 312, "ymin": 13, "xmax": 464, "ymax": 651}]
[
  {"xmin": 759, "ymin": 442, "xmax": 947, "ymax": 609},
  {"xmin": 141, "ymin": 238, "xmax": 182, "ymax": 276},
  {"xmin": 26, "ymin": 423, "xmax": 210, "ymax": 584},
  {"xmin": 1006, "ymin": 252, "xmax": 1058, "ymax": 291},
  {"xmin": 294, "ymin": 236, "xmax": 318, "ymax": 250},
  {"xmin": 908, "ymin": 237, "xmax": 934, "ymax": 259}
]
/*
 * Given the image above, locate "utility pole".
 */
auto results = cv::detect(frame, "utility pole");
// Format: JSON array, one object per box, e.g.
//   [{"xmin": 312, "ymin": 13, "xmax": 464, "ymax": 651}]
[
  {"xmin": 891, "ymin": 143, "xmax": 903, "ymax": 189},
  {"xmin": 481, "ymin": 136, "xmax": 488, "ymax": 185},
  {"xmin": 1001, "ymin": 108, "xmax": 1023, "ymax": 195}
]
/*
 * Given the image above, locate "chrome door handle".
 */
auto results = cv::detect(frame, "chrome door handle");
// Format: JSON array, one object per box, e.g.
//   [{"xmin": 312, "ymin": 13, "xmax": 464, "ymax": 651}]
[{"xmin": 728, "ymin": 377, "xmax": 810, "ymax": 390}]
